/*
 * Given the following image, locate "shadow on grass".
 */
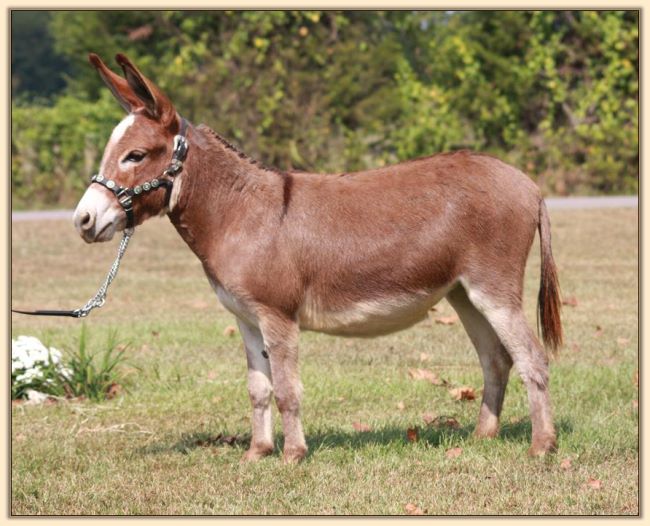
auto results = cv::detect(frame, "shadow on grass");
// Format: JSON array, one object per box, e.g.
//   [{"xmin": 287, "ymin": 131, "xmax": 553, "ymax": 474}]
[
  {"xmin": 135, "ymin": 418, "xmax": 573, "ymax": 458},
  {"xmin": 138, "ymin": 431, "xmax": 247, "ymax": 455},
  {"xmin": 304, "ymin": 417, "xmax": 574, "ymax": 459}
]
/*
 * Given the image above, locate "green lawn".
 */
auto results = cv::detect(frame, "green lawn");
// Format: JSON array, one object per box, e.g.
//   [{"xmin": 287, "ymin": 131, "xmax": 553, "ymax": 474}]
[{"xmin": 11, "ymin": 207, "xmax": 638, "ymax": 515}]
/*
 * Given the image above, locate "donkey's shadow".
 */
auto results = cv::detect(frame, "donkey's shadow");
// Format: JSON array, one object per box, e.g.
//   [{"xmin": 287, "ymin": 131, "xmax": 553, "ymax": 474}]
[
  {"xmin": 304, "ymin": 418, "xmax": 573, "ymax": 455},
  {"xmin": 137, "ymin": 418, "xmax": 573, "ymax": 458}
]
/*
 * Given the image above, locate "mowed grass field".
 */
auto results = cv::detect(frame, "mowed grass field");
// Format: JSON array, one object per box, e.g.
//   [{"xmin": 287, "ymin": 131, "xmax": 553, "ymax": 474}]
[{"xmin": 11, "ymin": 207, "xmax": 638, "ymax": 515}]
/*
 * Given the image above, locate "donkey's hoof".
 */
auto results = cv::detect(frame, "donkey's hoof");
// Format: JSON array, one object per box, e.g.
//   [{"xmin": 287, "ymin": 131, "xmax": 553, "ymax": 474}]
[
  {"xmin": 528, "ymin": 435, "xmax": 557, "ymax": 457},
  {"xmin": 474, "ymin": 426, "xmax": 499, "ymax": 439},
  {"xmin": 282, "ymin": 445, "xmax": 308, "ymax": 464},
  {"xmin": 241, "ymin": 443, "xmax": 274, "ymax": 463}
]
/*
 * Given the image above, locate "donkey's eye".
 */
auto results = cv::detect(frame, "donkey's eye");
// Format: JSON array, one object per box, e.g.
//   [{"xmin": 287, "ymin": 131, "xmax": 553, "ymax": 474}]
[{"xmin": 123, "ymin": 151, "xmax": 146, "ymax": 163}]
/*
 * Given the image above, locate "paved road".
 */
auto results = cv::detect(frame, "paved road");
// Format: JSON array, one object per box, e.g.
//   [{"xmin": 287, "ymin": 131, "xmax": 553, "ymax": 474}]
[{"xmin": 11, "ymin": 196, "xmax": 638, "ymax": 222}]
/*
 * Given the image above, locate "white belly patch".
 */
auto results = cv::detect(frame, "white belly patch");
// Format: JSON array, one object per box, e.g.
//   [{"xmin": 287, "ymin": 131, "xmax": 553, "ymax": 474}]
[{"xmin": 297, "ymin": 288, "xmax": 450, "ymax": 337}]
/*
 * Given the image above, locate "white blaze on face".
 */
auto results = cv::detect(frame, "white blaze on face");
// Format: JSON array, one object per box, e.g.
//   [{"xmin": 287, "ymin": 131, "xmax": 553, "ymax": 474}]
[{"xmin": 72, "ymin": 114, "xmax": 135, "ymax": 242}]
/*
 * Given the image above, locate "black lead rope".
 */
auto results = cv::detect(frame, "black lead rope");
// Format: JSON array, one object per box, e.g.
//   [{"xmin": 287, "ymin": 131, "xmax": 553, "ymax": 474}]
[{"xmin": 12, "ymin": 117, "xmax": 189, "ymax": 319}]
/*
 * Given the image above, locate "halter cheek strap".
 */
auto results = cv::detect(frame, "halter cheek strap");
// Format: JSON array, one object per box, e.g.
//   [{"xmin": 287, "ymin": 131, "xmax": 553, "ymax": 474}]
[{"xmin": 90, "ymin": 117, "xmax": 189, "ymax": 229}]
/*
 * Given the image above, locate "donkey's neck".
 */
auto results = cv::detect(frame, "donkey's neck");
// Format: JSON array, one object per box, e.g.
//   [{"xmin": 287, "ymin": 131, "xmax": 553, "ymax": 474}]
[{"xmin": 166, "ymin": 124, "xmax": 286, "ymax": 265}]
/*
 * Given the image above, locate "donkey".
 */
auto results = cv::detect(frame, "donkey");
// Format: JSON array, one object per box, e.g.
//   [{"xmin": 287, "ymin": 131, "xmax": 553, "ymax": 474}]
[{"xmin": 73, "ymin": 53, "xmax": 563, "ymax": 463}]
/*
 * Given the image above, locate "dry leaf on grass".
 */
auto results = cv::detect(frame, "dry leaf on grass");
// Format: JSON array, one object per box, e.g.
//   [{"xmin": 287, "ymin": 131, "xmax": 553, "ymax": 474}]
[
  {"xmin": 560, "ymin": 458, "xmax": 572, "ymax": 470},
  {"xmin": 396, "ymin": 401, "xmax": 405, "ymax": 410},
  {"xmin": 449, "ymin": 386, "xmax": 477, "ymax": 401},
  {"xmin": 419, "ymin": 352, "xmax": 430, "ymax": 362},
  {"xmin": 632, "ymin": 400, "xmax": 638, "ymax": 410},
  {"xmin": 617, "ymin": 337, "xmax": 630, "ymax": 347},
  {"xmin": 223, "ymin": 325, "xmax": 237, "ymax": 337},
  {"xmin": 406, "ymin": 427, "xmax": 419, "ymax": 443},
  {"xmin": 571, "ymin": 342, "xmax": 581, "ymax": 353},
  {"xmin": 352, "ymin": 421, "xmax": 372, "ymax": 432},
  {"xmin": 445, "ymin": 447, "xmax": 463, "ymax": 459},
  {"xmin": 408, "ymin": 368, "xmax": 443, "ymax": 385},
  {"xmin": 404, "ymin": 503, "xmax": 425, "ymax": 515},
  {"xmin": 562, "ymin": 295, "xmax": 578, "ymax": 307},
  {"xmin": 585, "ymin": 478, "xmax": 602, "ymax": 490},
  {"xmin": 422, "ymin": 412, "xmax": 436, "ymax": 425},
  {"xmin": 432, "ymin": 416, "xmax": 461, "ymax": 429},
  {"xmin": 594, "ymin": 325, "xmax": 604, "ymax": 337},
  {"xmin": 105, "ymin": 383, "xmax": 123, "ymax": 400},
  {"xmin": 207, "ymin": 371, "xmax": 218, "ymax": 380},
  {"xmin": 435, "ymin": 315, "xmax": 459, "ymax": 326}
]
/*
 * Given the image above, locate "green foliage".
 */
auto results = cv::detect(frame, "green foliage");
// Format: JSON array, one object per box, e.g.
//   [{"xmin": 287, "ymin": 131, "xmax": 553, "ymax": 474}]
[
  {"xmin": 63, "ymin": 325, "xmax": 129, "ymax": 402},
  {"xmin": 11, "ymin": 326, "xmax": 130, "ymax": 401},
  {"xmin": 12, "ymin": 91, "xmax": 122, "ymax": 208},
  {"xmin": 10, "ymin": 10, "xmax": 639, "ymax": 205}
]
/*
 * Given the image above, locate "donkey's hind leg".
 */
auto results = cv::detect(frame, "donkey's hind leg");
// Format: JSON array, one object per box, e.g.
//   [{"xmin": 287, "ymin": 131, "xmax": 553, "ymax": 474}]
[
  {"xmin": 447, "ymin": 285, "xmax": 512, "ymax": 438},
  {"xmin": 461, "ymin": 283, "xmax": 557, "ymax": 456}
]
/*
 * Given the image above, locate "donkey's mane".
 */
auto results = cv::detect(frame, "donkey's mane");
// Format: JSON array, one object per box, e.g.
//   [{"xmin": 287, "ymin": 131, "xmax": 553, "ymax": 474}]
[{"xmin": 197, "ymin": 124, "xmax": 281, "ymax": 175}]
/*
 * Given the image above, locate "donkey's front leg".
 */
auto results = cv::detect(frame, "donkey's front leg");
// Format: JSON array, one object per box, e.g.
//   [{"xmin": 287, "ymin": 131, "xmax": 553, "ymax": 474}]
[
  {"xmin": 237, "ymin": 320, "xmax": 275, "ymax": 462},
  {"xmin": 259, "ymin": 313, "xmax": 307, "ymax": 463}
]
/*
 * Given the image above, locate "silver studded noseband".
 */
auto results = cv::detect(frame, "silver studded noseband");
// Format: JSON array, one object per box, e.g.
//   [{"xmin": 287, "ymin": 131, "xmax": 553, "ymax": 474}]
[{"xmin": 90, "ymin": 117, "xmax": 189, "ymax": 229}]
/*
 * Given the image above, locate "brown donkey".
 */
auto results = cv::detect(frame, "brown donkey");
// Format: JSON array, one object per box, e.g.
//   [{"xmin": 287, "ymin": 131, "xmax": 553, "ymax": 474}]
[{"xmin": 73, "ymin": 54, "xmax": 563, "ymax": 463}]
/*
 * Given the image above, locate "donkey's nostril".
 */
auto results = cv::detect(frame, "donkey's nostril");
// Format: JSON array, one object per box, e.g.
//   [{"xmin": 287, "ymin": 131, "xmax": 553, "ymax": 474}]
[{"xmin": 75, "ymin": 210, "xmax": 95, "ymax": 233}]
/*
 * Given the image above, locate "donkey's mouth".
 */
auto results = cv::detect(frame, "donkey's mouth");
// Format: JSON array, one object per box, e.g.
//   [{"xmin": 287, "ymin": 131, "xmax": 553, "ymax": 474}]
[{"xmin": 81, "ymin": 221, "xmax": 115, "ymax": 243}]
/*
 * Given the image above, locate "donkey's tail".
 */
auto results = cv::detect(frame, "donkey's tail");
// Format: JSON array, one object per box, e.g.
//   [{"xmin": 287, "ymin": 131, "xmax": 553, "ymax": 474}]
[{"xmin": 537, "ymin": 198, "xmax": 563, "ymax": 353}]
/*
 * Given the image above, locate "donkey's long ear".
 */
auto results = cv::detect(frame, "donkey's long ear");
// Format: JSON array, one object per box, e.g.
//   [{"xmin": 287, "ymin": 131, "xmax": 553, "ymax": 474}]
[
  {"xmin": 88, "ymin": 53, "xmax": 141, "ymax": 113},
  {"xmin": 115, "ymin": 53, "xmax": 176, "ymax": 128}
]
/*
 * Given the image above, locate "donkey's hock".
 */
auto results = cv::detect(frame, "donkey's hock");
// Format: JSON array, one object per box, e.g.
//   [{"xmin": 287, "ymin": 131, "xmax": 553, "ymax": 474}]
[{"xmin": 74, "ymin": 53, "xmax": 563, "ymax": 463}]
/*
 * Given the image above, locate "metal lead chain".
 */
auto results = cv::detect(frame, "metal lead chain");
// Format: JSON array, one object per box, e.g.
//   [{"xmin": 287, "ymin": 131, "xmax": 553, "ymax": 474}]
[{"xmin": 73, "ymin": 228, "xmax": 134, "ymax": 318}]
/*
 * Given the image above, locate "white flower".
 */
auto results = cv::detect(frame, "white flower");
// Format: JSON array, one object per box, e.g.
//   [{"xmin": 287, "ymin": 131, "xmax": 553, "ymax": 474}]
[{"xmin": 12, "ymin": 336, "xmax": 68, "ymax": 387}]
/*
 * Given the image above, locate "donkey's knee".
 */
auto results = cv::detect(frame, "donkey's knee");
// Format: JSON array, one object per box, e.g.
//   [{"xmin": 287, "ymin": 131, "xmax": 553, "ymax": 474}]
[{"xmin": 248, "ymin": 370, "xmax": 273, "ymax": 408}]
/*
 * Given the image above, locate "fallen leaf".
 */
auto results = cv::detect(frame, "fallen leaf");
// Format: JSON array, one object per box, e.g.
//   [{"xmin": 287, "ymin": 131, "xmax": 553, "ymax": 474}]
[
  {"xmin": 449, "ymin": 386, "xmax": 477, "ymax": 401},
  {"xmin": 594, "ymin": 325, "xmax": 604, "ymax": 337},
  {"xmin": 337, "ymin": 396, "xmax": 346, "ymax": 402},
  {"xmin": 419, "ymin": 352, "xmax": 430, "ymax": 362},
  {"xmin": 105, "ymin": 383, "xmax": 122, "ymax": 399},
  {"xmin": 404, "ymin": 503, "xmax": 424, "ymax": 515},
  {"xmin": 422, "ymin": 413, "xmax": 436, "ymax": 425},
  {"xmin": 406, "ymin": 427, "xmax": 419, "ymax": 443},
  {"xmin": 560, "ymin": 458, "xmax": 572, "ymax": 470},
  {"xmin": 617, "ymin": 337, "xmax": 630, "ymax": 347},
  {"xmin": 223, "ymin": 325, "xmax": 237, "ymax": 337},
  {"xmin": 211, "ymin": 396, "xmax": 222, "ymax": 404},
  {"xmin": 585, "ymin": 478, "xmax": 602, "ymax": 490},
  {"xmin": 207, "ymin": 371, "xmax": 218, "ymax": 380},
  {"xmin": 408, "ymin": 368, "xmax": 442, "ymax": 385},
  {"xmin": 562, "ymin": 295, "xmax": 579, "ymax": 307},
  {"xmin": 221, "ymin": 435, "xmax": 238, "ymax": 445},
  {"xmin": 571, "ymin": 342, "xmax": 581, "ymax": 353},
  {"xmin": 445, "ymin": 447, "xmax": 463, "ymax": 459},
  {"xmin": 632, "ymin": 400, "xmax": 638, "ymax": 410},
  {"xmin": 151, "ymin": 330, "xmax": 160, "ymax": 338},
  {"xmin": 432, "ymin": 416, "xmax": 461, "ymax": 429},
  {"xmin": 435, "ymin": 314, "xmax": 459, "ymax": 325},
  {"xmin": 15, "ymin": 433, "xmax": 25, "ymax": 442},
  {"xmin": 352, "ymin": 421, "xmax": 372, "ymax": 432},
  {"xmin": 397, "ymin": 401, "xmax": 405, "ymax": 411}
]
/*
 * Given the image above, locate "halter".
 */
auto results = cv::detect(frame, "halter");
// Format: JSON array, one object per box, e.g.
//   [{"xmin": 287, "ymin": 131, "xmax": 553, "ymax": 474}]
[
  {"xmin": 11, "ymin": 117, "xmax": 190, "ymax": 318},
  {"xmin": 90, "ymin": 117, "xmax": 189, "ymax": 228}
]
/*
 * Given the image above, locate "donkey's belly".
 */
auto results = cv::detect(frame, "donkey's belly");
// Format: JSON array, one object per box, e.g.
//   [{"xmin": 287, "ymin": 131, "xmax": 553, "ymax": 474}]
[{"xmin": 297, "ymin": 288, "xmax": 451, "ymax": 337}]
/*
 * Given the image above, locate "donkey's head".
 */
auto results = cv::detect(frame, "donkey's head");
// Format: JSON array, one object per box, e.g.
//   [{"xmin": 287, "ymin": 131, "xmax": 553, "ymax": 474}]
[{"xmin": 73, "ymin": 53, "xmax": 183, "ymax": 242}]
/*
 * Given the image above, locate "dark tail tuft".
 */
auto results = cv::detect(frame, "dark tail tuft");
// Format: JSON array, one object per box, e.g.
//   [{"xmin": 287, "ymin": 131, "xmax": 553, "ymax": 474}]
[{"xmin": 537, "ymin": 198, "xmax": 563, "ymax": 353}]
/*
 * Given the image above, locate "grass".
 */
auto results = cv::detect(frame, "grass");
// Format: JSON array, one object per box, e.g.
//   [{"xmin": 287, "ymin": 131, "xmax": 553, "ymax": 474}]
[{"xmin": 10, "ymin": 208, "xmax": 638, "ymax": 515}]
